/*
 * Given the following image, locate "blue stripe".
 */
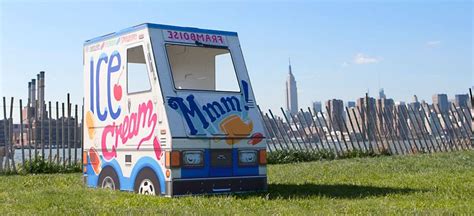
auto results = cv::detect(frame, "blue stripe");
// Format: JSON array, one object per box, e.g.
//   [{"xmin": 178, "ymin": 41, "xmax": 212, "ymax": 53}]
[
  {"xmin": 179, "ymin": 149, "xmax": 259, "ymax": 178},
  {"xmin": 84, "ymin": 23, "xmax": 238, "ymax": 45}
]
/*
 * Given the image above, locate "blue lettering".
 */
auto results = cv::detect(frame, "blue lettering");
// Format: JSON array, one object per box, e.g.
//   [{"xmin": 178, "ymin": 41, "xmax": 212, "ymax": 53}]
[
  {"xmin": 89, "ymin": 51, "xmax": 123, "ymax": 121},
  {"xmin": 96, "ymin": 53, "xmax": 108, "ymax": 121},
  {"xmin": 107, "ymin": 51, "xmax": 122, "ymax": 119},
  {"xmin": 168, "ymin": 95, "xmax": 209, "ymax": 135}
]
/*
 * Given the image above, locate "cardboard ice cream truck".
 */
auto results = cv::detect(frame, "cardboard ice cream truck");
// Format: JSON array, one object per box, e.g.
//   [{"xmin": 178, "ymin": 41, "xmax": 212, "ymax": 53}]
[{"xmin": 83, "ymin": 23, "xmax": 267, "ymax": 196}]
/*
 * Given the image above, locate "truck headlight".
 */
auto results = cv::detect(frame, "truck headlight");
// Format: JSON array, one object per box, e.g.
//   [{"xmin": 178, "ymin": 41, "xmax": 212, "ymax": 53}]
[
  {"xmin": 182, "ymin": 150, "xmax": 204, "ymax": 167},
  {"xmin": 238, "ymin": 150, "xmax": 257, "ymax": 166}
]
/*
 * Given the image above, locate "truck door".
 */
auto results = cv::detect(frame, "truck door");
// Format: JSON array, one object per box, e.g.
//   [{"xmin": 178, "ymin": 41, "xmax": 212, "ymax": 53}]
[{"xmin": 123, "ymin": 43, "xmax": 159, "ymax": 152}]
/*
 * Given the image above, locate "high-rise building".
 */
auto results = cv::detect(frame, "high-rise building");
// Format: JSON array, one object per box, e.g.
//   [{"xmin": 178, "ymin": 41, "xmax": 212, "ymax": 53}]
[
  {"xmin": 393, "ymin": 104, "xmax": 409, "ymax": 139},
  {"xmin": 454, "ymin": 94, "xmax": 469, "ymax": 108},
  {"xmin": 285, "ymin": 61, "xmax": 298, "ymax": 115},
  {"xmin": 432, "ymin": 94, "xmax": 449, "ymax": 114},
  {"xmin": 347, "ymin": 101, "xmax": 356, "ymax": 108},
  {"xmin": 312, "ymin": 101, "xmax": 322, "ymax": 113},
  {"xmin": 408, "ymin": 95, "xmax": 423, "ymax": 136},
  {"xmin": 421, "ymin": 102, "xmax": 440, "ymax": 136},
  {"xmin": 376, "ymin": 98, "xmax": 395, "ymax": 136},
  {"xmin": 379, "ymin": 88, "xmax": 386, "ymax": 99},
  {"xmin": 325, "ymin": 99, "xmax": 345, "ymax": 132},
  {"xmin": 411, "ymin": 95, "xmax": 420, "ymax": 110},
  {"xmin": 356, "ymin": 96, "xmax": 376, "ymax": 140}
]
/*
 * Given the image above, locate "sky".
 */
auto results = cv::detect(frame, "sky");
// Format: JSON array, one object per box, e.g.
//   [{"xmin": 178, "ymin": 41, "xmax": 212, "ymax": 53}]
[{"xmin": 0, "ymin": 0, "xmax": 472, "ymax": 115}]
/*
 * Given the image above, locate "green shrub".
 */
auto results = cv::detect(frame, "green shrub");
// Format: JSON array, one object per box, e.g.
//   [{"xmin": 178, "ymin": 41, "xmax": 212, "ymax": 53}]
[
  {"xmin": 17, "ymin": 158, "xmax": 82, "ymax": 175},
  {"xmin": 267, "ymin": 149, "xmax": 335, "ymax": 164},
  {"xmin": 267, "ymin": 149, "xmax": 383, "ymax": 164}
]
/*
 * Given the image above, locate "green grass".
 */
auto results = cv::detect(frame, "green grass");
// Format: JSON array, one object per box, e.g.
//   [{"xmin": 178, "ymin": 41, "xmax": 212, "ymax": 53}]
[{"xmin": 1, "ymin": 151, "xmax": 473, "ymax": 215}]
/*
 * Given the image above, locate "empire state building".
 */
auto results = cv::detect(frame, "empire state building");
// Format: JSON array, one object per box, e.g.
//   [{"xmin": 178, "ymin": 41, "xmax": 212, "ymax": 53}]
[{"xmin": 285, "ymin": 61, "xmax": 298, "ymax": 115}]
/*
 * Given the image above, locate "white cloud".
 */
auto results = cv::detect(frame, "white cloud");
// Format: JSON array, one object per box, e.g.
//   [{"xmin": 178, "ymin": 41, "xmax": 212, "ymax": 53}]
[
  {"xmin": 426, "ymin": 40, "xmax": 441, "ymax": 47},
  {"xmin": 353, "ymin": 53, "xmax": 380, "ymax": 64}
]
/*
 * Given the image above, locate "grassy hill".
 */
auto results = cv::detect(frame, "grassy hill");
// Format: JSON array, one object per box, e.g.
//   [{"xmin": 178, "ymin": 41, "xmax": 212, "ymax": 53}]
[{"xmin": 0, "ymin": 151, "xmax": 473, "ymax": 215}]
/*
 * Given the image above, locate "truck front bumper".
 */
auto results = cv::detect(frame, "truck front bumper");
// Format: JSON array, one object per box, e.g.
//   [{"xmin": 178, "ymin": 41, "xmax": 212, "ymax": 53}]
[{"xmin": 168, "ymin": 176, "xmax": 267, "ymax": 196}]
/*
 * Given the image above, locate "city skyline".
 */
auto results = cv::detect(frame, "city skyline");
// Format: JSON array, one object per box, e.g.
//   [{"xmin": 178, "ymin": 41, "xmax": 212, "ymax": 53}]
[{"xmin": 0, "ymin": 1, "xmax": 472, "ymax": 111}]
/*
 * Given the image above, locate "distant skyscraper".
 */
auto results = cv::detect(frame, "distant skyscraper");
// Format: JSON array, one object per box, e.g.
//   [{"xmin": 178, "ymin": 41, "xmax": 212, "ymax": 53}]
[
  {"xmin": 285, "ymin": 61, "xmax": 298, "ymax": 115},
  {"xmin": 394, "ymin": 103, "xmax": 409, "ymax": 139},
  {"xmin": 432, "ymin": 94, "xmax": 449, "ymax": 114},
  {"xmin": 379, "ymin": 88, "xmax": 386, "ymax": 99},
  {"xmin": 347, "ymin": 101, "xmax": 356, "ymax": 108},
  {"xmin": 356, "ymin": 96, "xmax": 376, "ymax": 140},
  {"xmin": 410, "ymin": 95, "xmax": 420, "ymax": 110},
  {"xmin": 326, "ymin": 99, "xmax": 345, "ymax": 132},
  {"xmin": 312, "ymin": 101, "xmax": 322, "ymax": 113},
  {"xmin": 376, "ymin": 98, "xmax": 395, "ymax": 136},
  {"xmin": 454, "ymin": 94, "xmax": 469, "ymax": 108}
]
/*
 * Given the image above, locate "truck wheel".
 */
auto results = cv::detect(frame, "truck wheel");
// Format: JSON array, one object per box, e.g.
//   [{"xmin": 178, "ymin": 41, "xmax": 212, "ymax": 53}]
[
  {"xmin": 134, "ymin": 167, "xmax": 160, "ymax": 196},
  {"xmin": 98, "ymin": 166, "xmax": 120, "ymax": 190}
]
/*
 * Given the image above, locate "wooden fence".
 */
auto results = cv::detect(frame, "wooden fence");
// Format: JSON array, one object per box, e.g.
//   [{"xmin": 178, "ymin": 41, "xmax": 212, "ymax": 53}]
[
  {"xmin": 260, "ymin": 92, "xmax": 473, "ymax": 155},
  {"xmin": 1, "ymin": 90, "xmax": 473, "ymax": 173},
  {"xmin": 0, "ymin": 94, "xmax": 83, "ymax": 173}
]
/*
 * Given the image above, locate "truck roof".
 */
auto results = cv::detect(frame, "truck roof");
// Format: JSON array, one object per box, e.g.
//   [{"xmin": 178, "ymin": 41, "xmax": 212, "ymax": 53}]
[{"xmin": 84, "ymin": 23, "xmax": 238, "ymax": 46}]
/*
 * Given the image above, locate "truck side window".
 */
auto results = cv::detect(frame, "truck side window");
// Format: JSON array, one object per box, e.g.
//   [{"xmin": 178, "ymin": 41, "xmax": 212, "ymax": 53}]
[
  {"xmin": 127, "ymin": 45, "xmax": 151, "ymax": 94},
  {"xmin": 166, "ymin": 44, "xmax": 240, "ymax": 92}
]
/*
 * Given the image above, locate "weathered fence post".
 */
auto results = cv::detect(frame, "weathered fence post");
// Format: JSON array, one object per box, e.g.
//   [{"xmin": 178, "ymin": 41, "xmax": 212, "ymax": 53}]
[
  {"xmin": 447, "ymin": 105, "xmax": 466, "ymax": 150},
  {"xmin": 67, "ymin": 94, "xmax": 71, "ymax": 166},
  {"xmin": 62, "ymin": 102, "xmax": 65, "ymax": 166},
  {"xmin": 41, "ymin": 103, "xmax": 45, "ymax": 160},
  {"xmin": 268, "ymin": 109, "xmax": 293, "ymax": 150},
  {"xmin": 48, "ymin": 102, "xmax": 52, "ymax": 163},
  {"xmin": 448, "ymin": 105, "xmax": 466, "ymax": 149},
  {"xmin": 428, "ymin": 105, "xmax": 449, "ymax": 152},
  {"xmin": 407, "ymin": 105, "xmax": 430, "ymax": 153},
  {"xmin": 325, "ymin": 106, "xmax": 347, "ymax": 153},
  {"xmin": 313, "ymin": 111, "xmax": 329, "ymax": 152},
  {"xmin": 319, "ymin": 111, "xmax": 340, "ymax": 156},
  {"xmin": 295, "ymin": 111, "xmax": 316, "ymax": 151},
  {"xmin": 340, "ymin": 109, "xmax": 356, "ymax": 151},
  {"xmin": 306, "ymin": 108, "xmax": 326, "ymax": 152},
  {"xmin": 346, "ymin": 107, "xmax": 362, "ymax": 152},
  {"xmin": 400, "ymin": 105, "xmax": 420, "ymax": 153},
  {"xmin": 20, "ymin": 99, "xmax": 25, "ymax": 165},
  {"xmin": 9, "ymin": 97, "xmax": 16, "ymax": 173},
  {"xmin": 2, "ymin": 97, "xmax": 10, "ymax": 172},
  {"xmin": 290, "ymin": 111, "xmax": 311, "ymax": 151},
  {"xmin": 420, "ymin": 105, "xmax": 442, "ymax": 152},
  {"xmin": 56, "ymin": 102, "xmax": 60, "ymax": 164},
  {"xmin": 264, "ymin": 113, "xmax": 280, "ymax": 151},
  {"xmin": 34, "ymin": 100, "xmax": 38, "ymax": 160},
  {"xmin": 379, "ymin": 106, "xmax": 400, "ymax": 155},
  {"xmin": 351, "ymin": 108, "xmax": 369, "ymax": 152},
  {"xmin": 457, "ymin": 105, "xmax": 472, "ymax": 149},
  {"xmin": 394, "ymin": 106, "xmax": 413, "ymax": 154},
  {"xmin": 74, "ymin": 104, "xmax": 78, "ymax": 164},
  {"xmin": 357, "ymin": 107, "xmax": 375, "ymax": 153},
  {"xmin": 280, "ymin": 108, "xmax": 304, "ymax": 151},
  {"xmin": 300, "ymin": 108, "xmax": 322, "ymax": 151},
  {"xmin": 434, "ymin": 104, "xmax": 457, "ymax": 151},
  {"xmin": 27, "ymin": 101, "xmax": 32, "ymax": 163}
]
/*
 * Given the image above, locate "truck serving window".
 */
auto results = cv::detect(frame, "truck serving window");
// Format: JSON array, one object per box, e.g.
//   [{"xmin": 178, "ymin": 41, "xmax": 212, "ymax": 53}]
[
  {"xmin": 166, "ymin": 44, "xmax": 240, "ymax": 92},
  {"xmin": 127, "ymin": 45, "xmax": 151, "ymax": 94}
]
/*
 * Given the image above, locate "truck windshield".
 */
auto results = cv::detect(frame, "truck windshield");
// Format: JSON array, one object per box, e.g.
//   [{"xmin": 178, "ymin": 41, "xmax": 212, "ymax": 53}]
[{"xmin": 166, "ymin": 44, "xmax": 240, "ymax": 92}]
